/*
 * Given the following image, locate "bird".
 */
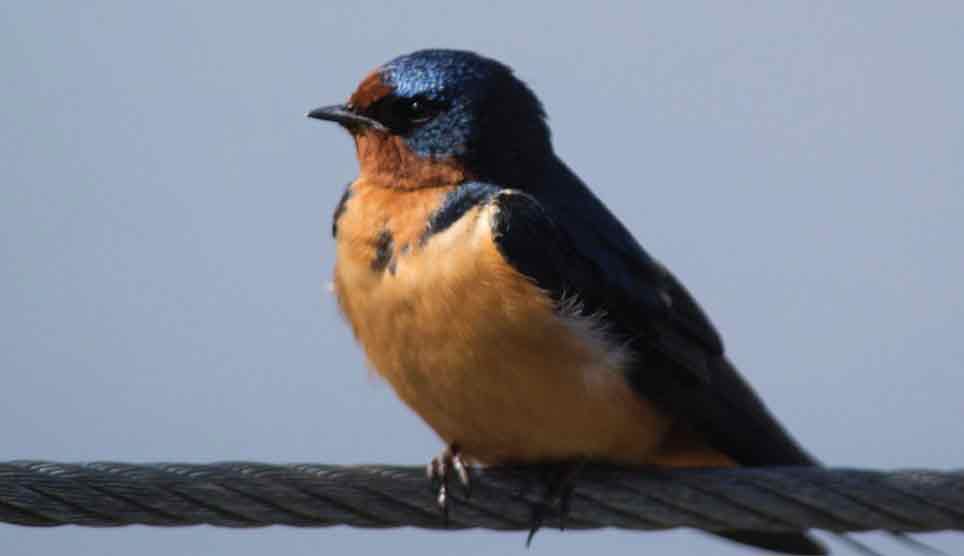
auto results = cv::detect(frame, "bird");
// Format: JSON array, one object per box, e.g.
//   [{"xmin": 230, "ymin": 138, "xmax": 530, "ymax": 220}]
[{"xmin": 308, "ymin": 49, "xmax": 826, "ymax": 555}]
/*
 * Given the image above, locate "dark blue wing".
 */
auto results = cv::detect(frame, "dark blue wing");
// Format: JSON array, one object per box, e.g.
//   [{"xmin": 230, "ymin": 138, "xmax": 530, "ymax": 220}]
[{"xmin": 488, "ymin": 173, "xmax": 817, "ymax": 467}]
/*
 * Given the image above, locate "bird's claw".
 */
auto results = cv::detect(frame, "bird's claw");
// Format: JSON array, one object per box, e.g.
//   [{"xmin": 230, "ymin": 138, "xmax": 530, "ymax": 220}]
[
  {"xmin": 526, "ymin": 461, "xmax": 584, "ymax": 546},
  {"xmin": 427, "ymin": 444, "xmax": 471, "ymax": 520}
]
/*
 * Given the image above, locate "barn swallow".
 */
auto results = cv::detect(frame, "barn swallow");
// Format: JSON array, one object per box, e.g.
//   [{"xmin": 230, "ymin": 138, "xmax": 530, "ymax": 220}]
[{"xmin": 308, "ymin": 49, "xmax": 825, "ymax": 555}]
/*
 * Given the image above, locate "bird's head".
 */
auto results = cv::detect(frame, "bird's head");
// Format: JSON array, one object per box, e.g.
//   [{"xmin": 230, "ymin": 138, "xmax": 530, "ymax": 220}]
[{"xmin": 309, "ymin": 49, "xmax": 551, "ymax": 189}]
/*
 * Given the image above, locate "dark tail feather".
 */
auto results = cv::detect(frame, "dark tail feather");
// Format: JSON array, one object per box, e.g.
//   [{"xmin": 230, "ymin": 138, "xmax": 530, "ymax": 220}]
[{"xmin": 714, "ymin": 531, "xmax": 827, "ymax": 555}]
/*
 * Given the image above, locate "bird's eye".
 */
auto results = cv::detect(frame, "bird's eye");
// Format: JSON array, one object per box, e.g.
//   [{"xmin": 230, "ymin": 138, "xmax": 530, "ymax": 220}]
[
  {"xmin": 400, "ymin": 97, "xmax": 436, "ymax": 124},
  {"xmin": 367, "ymin": 95, "xmax": 442, "ymax": 133}
]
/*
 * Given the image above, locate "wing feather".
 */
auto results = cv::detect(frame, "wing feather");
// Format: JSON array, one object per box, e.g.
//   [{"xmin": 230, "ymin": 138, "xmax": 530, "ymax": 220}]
[{"xmin": 487, "ymin": 185, "xmax": 817, "ymax": 467}]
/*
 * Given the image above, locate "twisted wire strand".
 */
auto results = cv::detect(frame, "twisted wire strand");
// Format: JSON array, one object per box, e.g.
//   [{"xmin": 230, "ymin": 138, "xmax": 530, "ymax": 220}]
[{"xmin": 1, "ymin": 462, "xmax": 962, "ymax": 535}]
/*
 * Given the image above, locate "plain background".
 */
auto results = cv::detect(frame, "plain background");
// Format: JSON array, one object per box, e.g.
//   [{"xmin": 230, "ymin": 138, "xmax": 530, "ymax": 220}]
[{"xmin": 2, "ymin": 2, "xmax": 962, "ymax": 555}]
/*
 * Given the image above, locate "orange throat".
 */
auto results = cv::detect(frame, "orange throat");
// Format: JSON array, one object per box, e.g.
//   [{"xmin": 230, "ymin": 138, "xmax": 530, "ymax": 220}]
[{"xmin": 354, "ymin": 131, "xmax": 469, "ymax": 190}]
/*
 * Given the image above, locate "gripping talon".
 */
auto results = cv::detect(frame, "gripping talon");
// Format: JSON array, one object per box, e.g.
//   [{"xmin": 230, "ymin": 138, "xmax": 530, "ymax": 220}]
[
  {"xmin": 452, "ymin": 453, "xmax": 471, "ymax": 497},
  {"xmin": 427, "ymin": 458, "xmax": 441, "ymax": 488},
  {"xmin": 438, "ymin": 481, "xmax": 449, "ymax": 522},
  {"xmin": 526, "ymin": 461, "xmax": 584, "ymax": 546},
  {"xmin": 428, "ymin": 443, "xmax": 470, "ymax": 521}
]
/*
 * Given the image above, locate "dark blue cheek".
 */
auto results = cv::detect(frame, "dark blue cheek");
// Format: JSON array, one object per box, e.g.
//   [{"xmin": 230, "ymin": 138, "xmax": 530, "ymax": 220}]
[{"xmin": 404, "ymin": 113, "xmax": 472, "ymax": 158}]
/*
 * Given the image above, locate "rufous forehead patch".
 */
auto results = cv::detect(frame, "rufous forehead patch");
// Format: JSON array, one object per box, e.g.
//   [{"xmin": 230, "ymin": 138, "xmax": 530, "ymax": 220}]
[{"xmin": 348, "ymin": 70, "xmax": 394, "ymax": 110}]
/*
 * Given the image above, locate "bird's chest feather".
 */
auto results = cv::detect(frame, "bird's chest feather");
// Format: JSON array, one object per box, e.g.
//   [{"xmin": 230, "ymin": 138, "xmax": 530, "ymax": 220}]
[{"xmin": 332, "ymin": 181, "xmax": 671, "ymax": 464}]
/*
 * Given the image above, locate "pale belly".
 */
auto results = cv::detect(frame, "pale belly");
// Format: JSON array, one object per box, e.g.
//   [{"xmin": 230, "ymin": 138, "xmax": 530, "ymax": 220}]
[{"xmin": 334, "ymin": 202, "xmax": 672, "ymax": 464}]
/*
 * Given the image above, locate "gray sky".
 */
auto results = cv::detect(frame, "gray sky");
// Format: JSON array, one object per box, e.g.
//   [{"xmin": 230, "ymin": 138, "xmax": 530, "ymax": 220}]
[{"xmin": 2, "ymin": 2, "xmax": 962, "ymax": 554}]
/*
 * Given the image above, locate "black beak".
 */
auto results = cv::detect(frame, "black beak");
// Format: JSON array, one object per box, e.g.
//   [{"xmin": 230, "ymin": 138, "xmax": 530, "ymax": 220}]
[{"xmin": 306, "ymin": 104, "xmax": 386, "ymax": 131}]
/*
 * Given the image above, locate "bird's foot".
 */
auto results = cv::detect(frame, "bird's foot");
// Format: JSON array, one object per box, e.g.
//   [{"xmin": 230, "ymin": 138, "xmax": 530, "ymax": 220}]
[
  {"xmin": 526, "ymin": 461, "xmax": 585, "ymax": 546},
  {"xmin": 427, "ymin": 443, "xmax": 471, "ymax": 521}
]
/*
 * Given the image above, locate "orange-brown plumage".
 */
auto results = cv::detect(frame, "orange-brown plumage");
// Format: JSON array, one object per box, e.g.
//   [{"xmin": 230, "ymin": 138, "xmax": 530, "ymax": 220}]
[
  {"xmin": 333, "ymin": 181, "xmax": 734, "ymax": 467},
  {"xmin": 354, "ymin": 132, "xmax": 469, "ymax": 190},
  {"xmin": 331, "ymin": 61, "xmax": 737, "ymax": 468},
  {"xmin": 347, "ymin": 71, "xmax": 393, "ymax": 110},
  {"xmin": 332, "ymin": 179, "xmax": 451, "ymax": 330}
]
